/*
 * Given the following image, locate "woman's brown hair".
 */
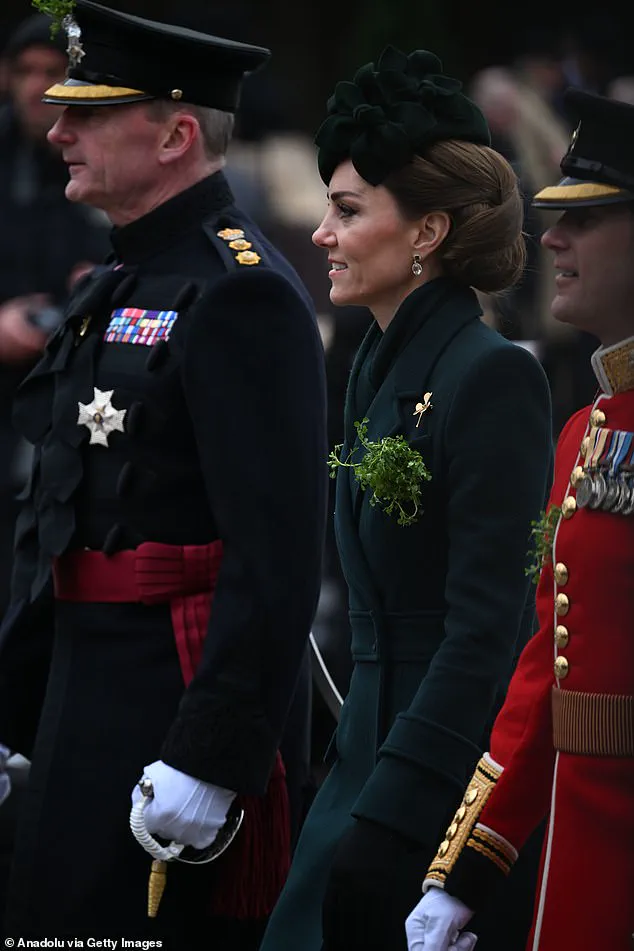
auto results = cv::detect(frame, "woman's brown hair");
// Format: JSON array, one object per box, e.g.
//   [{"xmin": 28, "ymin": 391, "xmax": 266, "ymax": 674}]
[{"xmin": 384, "ymin": 139, "xmax": 526, "ymax": 293}]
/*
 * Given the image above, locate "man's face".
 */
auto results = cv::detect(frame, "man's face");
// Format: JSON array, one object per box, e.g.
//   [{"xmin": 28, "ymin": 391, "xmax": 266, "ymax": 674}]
[
  {"xmin": 47, "ymin": 102, "xmax": 168, "ymax": 223},
  {"xmin": 542, "ymin": 202, "xmax": 634, "ymax": 346},
  {"xmin": 10, "ymin": 45, "xmax": 66, "ymax": 140}
]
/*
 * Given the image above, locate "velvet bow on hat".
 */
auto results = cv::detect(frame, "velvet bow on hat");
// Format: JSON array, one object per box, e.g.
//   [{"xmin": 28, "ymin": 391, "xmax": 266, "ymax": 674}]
[{"xmin": 315, "ymin": 45, "xmax": 490, "ymax": 186}]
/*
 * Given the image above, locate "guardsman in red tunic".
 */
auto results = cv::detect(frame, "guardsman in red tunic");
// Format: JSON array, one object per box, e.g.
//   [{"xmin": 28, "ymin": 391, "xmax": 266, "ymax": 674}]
[{"xmin": 405, "ymin": 87, "xmax": 634, "ymax": 951}]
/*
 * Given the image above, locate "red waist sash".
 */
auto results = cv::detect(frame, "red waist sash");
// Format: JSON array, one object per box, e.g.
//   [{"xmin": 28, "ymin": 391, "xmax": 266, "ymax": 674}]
[
  {"xmin": 52, "ymin": 540, "xmax": 290, "ymax": 919},
  {"xmin": 54, "ymin": 541, "xmax": 224, "ymax": 685}
]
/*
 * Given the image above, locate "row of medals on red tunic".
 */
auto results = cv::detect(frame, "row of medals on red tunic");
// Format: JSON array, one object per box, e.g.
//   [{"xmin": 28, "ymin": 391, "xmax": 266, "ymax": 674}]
[{"xmin": 574, "ymin": 425, "xmax": 634, "ymax": 515}]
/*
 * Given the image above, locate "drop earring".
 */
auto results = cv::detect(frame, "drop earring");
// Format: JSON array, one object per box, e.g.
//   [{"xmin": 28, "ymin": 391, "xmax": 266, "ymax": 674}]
[{"xmin": 412, "ymin": 254, "xmax": 423, "ymax": 277}]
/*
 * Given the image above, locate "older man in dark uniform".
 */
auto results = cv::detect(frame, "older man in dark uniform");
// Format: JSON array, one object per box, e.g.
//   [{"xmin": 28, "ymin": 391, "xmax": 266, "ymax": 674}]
[{"xmin": 0, "ymin": 2, "xmax": 327, "ymax": 947}]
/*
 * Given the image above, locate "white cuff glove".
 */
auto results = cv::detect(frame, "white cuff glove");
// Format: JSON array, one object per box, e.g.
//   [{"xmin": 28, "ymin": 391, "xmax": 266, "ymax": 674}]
[
  {"xmin": 405, "ymin": 887, "xmax": 476, "ymax": 951},
  {"xmin": 0, "ymin": 744, "xmax": 11, "ymax": 807},
  {"xmin": 130, "ymin": 760, "xmax": 236, "ymax": 850}
]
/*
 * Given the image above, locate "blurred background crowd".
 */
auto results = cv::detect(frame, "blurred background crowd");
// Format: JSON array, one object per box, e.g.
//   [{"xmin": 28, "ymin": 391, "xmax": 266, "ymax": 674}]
[{"xmin": 0, "ymin": 0, "xmax": 629, "ymax": 903}]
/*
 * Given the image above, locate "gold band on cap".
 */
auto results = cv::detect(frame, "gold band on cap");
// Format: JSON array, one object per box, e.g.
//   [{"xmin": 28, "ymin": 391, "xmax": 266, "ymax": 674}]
[
  {"xmin": 534, "ymin": 182, "xmax": 625, "ymax": 203},
  {"xmin": 44, "ymin": 82, "xmax": 147, "ymax": 101}
]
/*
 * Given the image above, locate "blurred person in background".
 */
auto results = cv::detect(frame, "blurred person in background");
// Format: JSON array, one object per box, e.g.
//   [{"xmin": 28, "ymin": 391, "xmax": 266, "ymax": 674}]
[
  {"xmin": 0, "ymin": 11, "xmax": 110, "ymax": 620},
  {"xmin": 0, "ymin": 8, "xmax": 110, "ymax": 925}
]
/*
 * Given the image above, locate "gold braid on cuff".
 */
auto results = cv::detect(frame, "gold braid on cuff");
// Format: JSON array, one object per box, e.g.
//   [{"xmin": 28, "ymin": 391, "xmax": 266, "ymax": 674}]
[{"xmin": 423, "ymin": 754, "xmax": 508, "ymax": 890}]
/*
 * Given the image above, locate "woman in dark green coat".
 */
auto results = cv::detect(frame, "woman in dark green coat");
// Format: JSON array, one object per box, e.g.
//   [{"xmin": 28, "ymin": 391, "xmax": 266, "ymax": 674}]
[{"xmin": 261, "ymin": 46, "xmax": 553, "ymax": 951}]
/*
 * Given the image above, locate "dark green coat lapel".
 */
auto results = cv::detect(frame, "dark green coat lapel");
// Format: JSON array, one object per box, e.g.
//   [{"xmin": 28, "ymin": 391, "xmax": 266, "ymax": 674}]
[{"xmin": 335, "ymin": 278, "xmax": 482, "ymax": 607}]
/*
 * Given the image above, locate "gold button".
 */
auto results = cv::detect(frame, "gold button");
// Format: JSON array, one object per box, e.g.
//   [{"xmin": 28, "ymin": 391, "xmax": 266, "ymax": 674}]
[
  {"xmin": 570, "ymin": 466, "xmax": 585, "ymax": 487},
  {"xmin": 590, "ymin": 409, "xmax": 606, "ymax": 427},
  {"xmin": 464, "ymin": 787, "xmax": 479, "ymax": 805},
  {"xmin": 446, "ymin": 822, "xmax": 459, "ymax": 841},
  {"xmin": 555, "ymin": 625, "xmax": 569, "ymax": 649},
  {"xmin": 562, "ymin": 496, "xmax": 577, "ymax": 519},
  {"xmin": 554, "ymin": 655, "xmax": 569, "ymax": 679},
  {"xmin": 437, "ymin": 840, "xmax": 449, "ymax": 857},
  {"xmin": 554, "ymin": 562, "xmax": 569, "ymax": 585},
  {"xmin": 455, "ymin": 805, "xmax": 467, "ymax": 823},
  {"xmin": 170, "ymin": 88, "xmax": 183, "ymax": 100},
  {"xmin": 555, "ymin": 593, "xmax": 570, "ymax": 616},
  {"xmin": 580, "ymin": 436, "xmax": 590, "ymax": 457}
]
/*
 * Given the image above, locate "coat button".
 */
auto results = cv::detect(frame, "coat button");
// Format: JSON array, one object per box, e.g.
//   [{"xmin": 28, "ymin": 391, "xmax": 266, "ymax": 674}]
[
  {"xmin": 464, "ymin": 787, "xmax": 479, "ymax": 805},
  {"xmin": 554, "ymin": 656, "xmax": 569, "ymax": 679},
  {"xmin": 554, "ymin": 562, "xmax": 569, "ymax": 585},
  {"xmin": 555, "ymin": 625, "xmax": 569, "ymax": 649},
  {"xmin": 580, "ymin": 436, "xmax": 590, "ymax": 457},
  {"xmin": 562, "ymin": 496, "xmax": 577, "ymax": 519},
  {"xmin": 437, "ymin": 840, "xmax": 450, "ymax": 857},
  {"xmin": 145, "ymin": 339, "xmax": 169, "ymax": 372},
  {"xmin": 455, "ymin": 805, "xmax": 467, "ymax": 823},
  {"xmin": 570, "ymin": 466, "xmax": 585, "ymax": 487},
  {"xmin": 126, "ymin": 401, "xmax": 145, "ymax": 438},
  {"xmin": 102, "ymin": 523, "xmax": 125, "ymax": 556},
  {"xmin": 555, "ymin": 593, "xmax": 570, "ymax": 616},
  {"xmin": 590, "ymin": 408, "xmax": 606, "ymax": 427},
  {"xmin": 446, "ymin": 822, "xmax": 459, "ymax": 841},
  {"xmin": 116, "ymin": 461, "xmax": 135, "ymax": 498}
]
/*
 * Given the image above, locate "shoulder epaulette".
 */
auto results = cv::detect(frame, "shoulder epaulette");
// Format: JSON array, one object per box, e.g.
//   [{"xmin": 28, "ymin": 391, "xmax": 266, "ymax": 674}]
[{"xmin": 203, "ymin": 214, "xmax": 270, "ymax": 272}]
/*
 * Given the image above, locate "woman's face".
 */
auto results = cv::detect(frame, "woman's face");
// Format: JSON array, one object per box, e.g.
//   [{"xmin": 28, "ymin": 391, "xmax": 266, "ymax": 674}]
[{"xmin": 312, "ymin": 160, "xmax": 425, "ymax": 326}]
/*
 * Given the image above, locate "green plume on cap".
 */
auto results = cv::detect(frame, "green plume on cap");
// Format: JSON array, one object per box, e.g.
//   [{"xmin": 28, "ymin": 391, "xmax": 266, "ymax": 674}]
[{"xmin": 32, "ymin": 0, "xmax": 75, "ymax": 34}]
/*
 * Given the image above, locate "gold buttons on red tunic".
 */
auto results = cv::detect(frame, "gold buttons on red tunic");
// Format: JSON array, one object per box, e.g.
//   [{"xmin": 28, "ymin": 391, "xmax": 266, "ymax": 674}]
[
  {"xmin": 562, "ymin": 496, "xmax": 577, "ymax": 519},
  {"xmin": 437, "ymin": 840, "xmax": 449, "ymax": 857},
  {"xmin": 554, "ymin": 562, "xmax": 569, "ymax": 585},
  {"xmin": 590, "ymin": 409, "xmax": 606, "ymax": 427},
  {"xmin": 555, "ymin": 593, "xmax": 570, "ymax": 616},
  {"xmin": 555, "ymin": 625, "xmax": 570, "ymax": 649},
  {"xmin": 554, "ymin": 656, "xmax": 569, "ymax": 679}
]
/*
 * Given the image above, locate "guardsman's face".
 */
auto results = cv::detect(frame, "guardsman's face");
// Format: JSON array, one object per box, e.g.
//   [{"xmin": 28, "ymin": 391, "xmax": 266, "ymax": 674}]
[
  {"xmin": 46, "ymin": 102, "xmax": 167, "ymax": 224},
  {"xmin": 312, "ymin": 160, "xmax": 426, "ymax": 327},
  {"xmin": 542, "ymin": 203, "xmax": 634, "ymax": 346}
]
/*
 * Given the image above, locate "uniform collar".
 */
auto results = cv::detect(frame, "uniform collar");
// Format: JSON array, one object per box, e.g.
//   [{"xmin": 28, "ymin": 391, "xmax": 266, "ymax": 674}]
[
  {"xmin": 591, "ymin": 336, "xmax": 634, "ymax": 395},
  {"xmin": 109, "ymin": 171, "xmax": 234, "ymax": 264}
]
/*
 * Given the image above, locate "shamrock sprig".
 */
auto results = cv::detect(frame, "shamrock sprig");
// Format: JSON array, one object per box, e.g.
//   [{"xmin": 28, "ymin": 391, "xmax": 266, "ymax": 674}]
[
  {"xmin": 328, "ymin": 418, "xmax": 431, "ymax": 526},
  {"xmin": 525, "ymin": 504, "xmax": 562, "ymax": 584},
  {"xmin": 32, "ymin": 0, "xmax": 75, "ymax": 34}
]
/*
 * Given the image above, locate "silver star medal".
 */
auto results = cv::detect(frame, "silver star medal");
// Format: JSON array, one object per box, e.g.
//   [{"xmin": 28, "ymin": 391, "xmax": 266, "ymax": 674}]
[
  {"xmin": 77, "ymin": 387, "xmax": 127, "ymax": 447},
  {"xmin": 63, "ymin": 15, "xmax": 85, "ymax": 67}
]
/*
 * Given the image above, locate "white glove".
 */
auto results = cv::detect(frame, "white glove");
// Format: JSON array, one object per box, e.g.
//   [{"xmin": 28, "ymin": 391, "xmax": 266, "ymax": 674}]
[
  {"xmin": 405, "ymin": 887, "xmax": 477, "ymax": 951},
  {"xmin": 0, "ymin": 744, "xmax": 12, "ymax": 807},
  {"xmin": 130, "ymin": 760, "xmax": 236, "ymax": 850}
]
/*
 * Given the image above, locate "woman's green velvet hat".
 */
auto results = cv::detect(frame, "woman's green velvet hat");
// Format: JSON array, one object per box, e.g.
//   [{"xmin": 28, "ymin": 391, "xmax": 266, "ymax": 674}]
[{"xmin": 315, "ymin": 45, "xmax": 491, "ymax": 186}]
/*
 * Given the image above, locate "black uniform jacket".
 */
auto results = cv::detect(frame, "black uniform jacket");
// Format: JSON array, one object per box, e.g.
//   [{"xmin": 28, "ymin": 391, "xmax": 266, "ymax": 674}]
[{"xmin": 0, "ymin": 172, "xmax": 328, "ymax": 796}]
